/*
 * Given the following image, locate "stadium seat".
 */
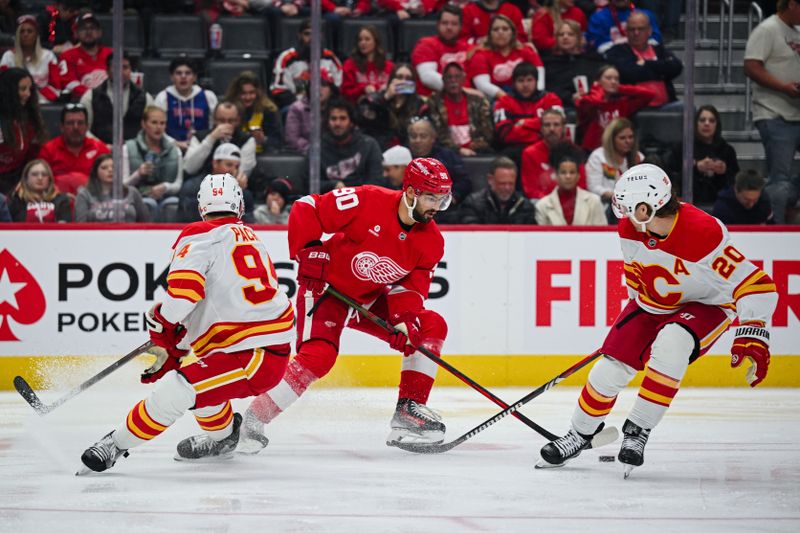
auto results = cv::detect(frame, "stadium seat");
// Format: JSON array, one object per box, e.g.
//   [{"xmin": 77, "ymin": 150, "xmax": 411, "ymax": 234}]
[
  {"xmin": 463, "ymin": 156, "xmax": 496, "ymax": 192},
  {"xmin": 275, "ymin": 18, "xmax": 332, "ymax": 54},
  {"xmin": 139, "ymin": 58, "xmax": 176, "ymax": 97},
  {"xmin": 339, "ymin": 18, "xmax": 393, "ymax": 58},
  {"xmin": 95, "ymin": 14, "xmax": 145, "ymax": 56},
  {"xmin": 39, "ymin": 104, "xmax": 63, "ymax": 139},
  {"xmin": 396, "ymin": 19, "xmax": 437, "ymax": 61},
  {"xmin": 206, "ymin": 60, "xmax": 266, "ymax": 96},
  {"xmin": 634, "ymin": 110, "xmax": 684, "ymax": 154},
  {"xmin": 257, "ymin": 154, "xmax": 308, "ymax": 194},
  {"xmin": 150, "ymin": 16, "xmax": 206, "ymax": 58},
  {"xmin": 217, "ymin": 17, "xmax": 270, "ymax": 59}
]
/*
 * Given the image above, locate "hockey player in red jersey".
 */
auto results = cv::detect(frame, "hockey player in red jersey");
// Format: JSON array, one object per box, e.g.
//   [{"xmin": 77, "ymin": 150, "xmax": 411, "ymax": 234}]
[
  {"xmin": 538, "ymin": 163, "xmax": 778, "ymax": 478},
  {"xmin": 79, "ymin": 174, "xmax": 295, "ymax": 473},
  {"xmin": 239, "ymin": 158, "xmax": 452, "ymax": 452}
]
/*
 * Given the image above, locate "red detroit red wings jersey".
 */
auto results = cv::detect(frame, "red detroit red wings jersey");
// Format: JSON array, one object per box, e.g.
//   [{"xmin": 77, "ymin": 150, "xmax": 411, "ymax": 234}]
[{"xmin": 289, "ymin": 186, "xmax": 444, "ymax": 306}]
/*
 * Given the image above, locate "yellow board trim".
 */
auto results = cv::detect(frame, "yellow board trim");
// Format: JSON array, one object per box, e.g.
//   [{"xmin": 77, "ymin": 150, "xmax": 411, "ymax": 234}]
[{"xmin": 2, "ymin": 355, "xmax": 800, "ymax": 390}]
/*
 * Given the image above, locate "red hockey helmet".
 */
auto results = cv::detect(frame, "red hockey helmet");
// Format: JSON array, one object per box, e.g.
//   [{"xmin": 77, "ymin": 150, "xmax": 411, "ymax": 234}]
[{"xmin": 402, "ymin": 158, "xmax": 453, "ymax": 195}]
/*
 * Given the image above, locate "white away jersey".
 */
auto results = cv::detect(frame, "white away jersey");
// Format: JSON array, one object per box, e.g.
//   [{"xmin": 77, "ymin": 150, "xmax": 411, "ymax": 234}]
[
  {"xmin": 160, "ymin": 217, "xmax": 295, "ymax": 357},
  {"xmin": 620, "ymin": 204, "xmax": 777, "ymax": 324}
]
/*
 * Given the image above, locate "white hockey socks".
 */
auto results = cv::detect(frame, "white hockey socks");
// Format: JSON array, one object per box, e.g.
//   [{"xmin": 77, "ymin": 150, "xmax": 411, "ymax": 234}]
[
  {"xmin": 628, "ymin": 324, "xmax": 693, "ymax": 430},
  {"xmin": 571, "ymin": 356, "xmax": 637, "ymax": 436},
  {"xmin": 113, "ymin": 370, "xmax": 196, "ymax": 450}
]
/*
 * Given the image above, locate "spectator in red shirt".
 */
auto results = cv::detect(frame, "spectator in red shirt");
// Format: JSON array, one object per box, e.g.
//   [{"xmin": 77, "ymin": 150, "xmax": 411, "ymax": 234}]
[
  {"xmin": 427, "ymin": 61, "xmax": 493, "ymax": 156},
  {"xmin": 492, "ymin": 61, "xmax": 563, "ymax": 160},
  {"xmin": 531, "ymin": 0, "xmax": 589, "ymax": 53},
  {"xmin": 575, "ymin": 64, "xmax": 654, "ymax": 151},
  {"xmin": 0, "ymin": 67, "xmax": 47, "ymax": 196},
  {"xmin": 469, "ymin": 14, "xmax": 544, "ymax": 99},
  {"xmin": 461, "ymin": 0, "xmax": 528, "ymax": 43},
  {"xmin": 520, "ymin": 107, "xmax": 587, "ymax": 200},
  {"xmin": 377, "ymin": 0, "xmax": 437, "ymax": 21},
  {"xmin": 0, "ymin": 14, "xmax": 64, "ymax": 103},
  {"xmin": 7, "ymin": 158, "xmax": 72, "ymax": 222},
  {"xmin": 411, "ymin": 5, "xmax": 471, "ymax": 96},
  {"xmin": 38, "ymin": 103, "xmax": 110, "ymax": 195},
  {"xmin": 603, "ymin": 11, "xmax": 683, "ymax": 110},
  {"xmin": 59, "ymin": 12, "xmax": 112, "ymax": 100},
  {"xmin": 341, "ymin": 25, "xmax": 395, "ymax": 104}
]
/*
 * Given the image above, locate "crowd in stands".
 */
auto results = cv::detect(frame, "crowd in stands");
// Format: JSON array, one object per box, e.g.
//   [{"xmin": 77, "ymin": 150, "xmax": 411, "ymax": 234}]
[{"xmin": 0, "ymin": 0, "xmax": 791, "ymax": 226}]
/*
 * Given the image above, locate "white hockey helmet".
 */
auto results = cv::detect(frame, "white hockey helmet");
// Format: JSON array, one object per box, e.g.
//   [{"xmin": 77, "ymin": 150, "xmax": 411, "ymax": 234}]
[
  {"xmin": 197, "ymin": 173, "xmax": 244, "ymax": 218},
  {"xmin": 612, "ymin": 163, "xmax": 672, "ymax": 230}
]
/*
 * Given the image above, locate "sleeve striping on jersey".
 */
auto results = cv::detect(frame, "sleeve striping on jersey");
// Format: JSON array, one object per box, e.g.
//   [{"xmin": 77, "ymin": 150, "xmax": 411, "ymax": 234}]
[
  {"xmin": 733, "ymin": 270, "xmax": 777, "ymax": 302},
  {"xmin": 166, "ymin": 270, "xmax": 206, "ymax": 303}
]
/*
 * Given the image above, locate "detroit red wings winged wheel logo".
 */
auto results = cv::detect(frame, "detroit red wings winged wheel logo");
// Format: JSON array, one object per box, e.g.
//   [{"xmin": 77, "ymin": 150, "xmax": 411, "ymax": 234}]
[
  {"xmin": 0, "ymin": 249, "xmax": 46, "ymax": 341},
  {"xmin": 351, "ymin": 252, "xmax": 410, "ymax": 285}
]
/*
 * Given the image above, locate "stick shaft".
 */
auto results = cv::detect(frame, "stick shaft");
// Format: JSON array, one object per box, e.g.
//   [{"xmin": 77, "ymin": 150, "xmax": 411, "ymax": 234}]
[
  {"xmin": 327, "ymin": 287, "xmax": 559, "ymax": 440},
  {"xmin": 14, "ymin": 340, "xmax": 154, "ymax": 415},
  {"xmin": 392, "ymin": 350, "xmax": 602, "ymax": 453}
]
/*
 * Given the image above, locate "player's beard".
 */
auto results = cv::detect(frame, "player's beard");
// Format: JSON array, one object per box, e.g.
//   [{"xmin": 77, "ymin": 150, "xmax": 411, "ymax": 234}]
[{"xmin": 412, "ymin": 202, "xmax": 437, "ymax": 224}]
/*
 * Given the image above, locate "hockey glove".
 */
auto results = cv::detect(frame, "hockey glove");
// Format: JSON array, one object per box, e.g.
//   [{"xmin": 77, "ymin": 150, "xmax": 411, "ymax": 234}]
[
  {"xmin": 296, "ymin": 245, "xmax": 331, "ymax": 295},
  {"xmin": 141, "ymin": 345, "xmax": 188, "ymax": 384},
  {"xmin": 389, "ymin": 312, "xmax": 421, "ymax": 357},
  {"xmin": 730, "ymin": 321, "xmax": 771, "ymax": 387}
]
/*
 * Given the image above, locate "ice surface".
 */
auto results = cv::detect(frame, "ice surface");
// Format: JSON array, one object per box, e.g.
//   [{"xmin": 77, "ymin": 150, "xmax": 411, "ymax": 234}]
[{"xmin": 1, "ymin": 363, "xmax": 798, "ymax": 532}]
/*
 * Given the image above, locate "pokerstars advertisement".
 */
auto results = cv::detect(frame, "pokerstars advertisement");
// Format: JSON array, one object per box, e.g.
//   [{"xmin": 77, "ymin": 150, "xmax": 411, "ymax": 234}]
[{"xmin": 1, "ymin": 227, "xmax": 798, "ymax": 357}]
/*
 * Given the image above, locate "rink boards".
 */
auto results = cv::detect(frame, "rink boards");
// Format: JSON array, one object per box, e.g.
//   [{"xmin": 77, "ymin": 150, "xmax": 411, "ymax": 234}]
[{"xmin": 1, "ymin": 224, "xmax": 799, "ymax": 388}]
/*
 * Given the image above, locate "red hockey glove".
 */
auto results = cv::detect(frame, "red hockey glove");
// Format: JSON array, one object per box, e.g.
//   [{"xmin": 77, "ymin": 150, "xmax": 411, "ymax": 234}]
[
  {"xmin": 389, "ymin": 312, "xmax": 421, "ymax": 356},
  {"xmin": 296, "ymin": 245, "xmax": 331, "ymax": 295},
  {"xmin": 143, "ymin": 304, "xmax": 188, "ymax": 384},
  {"xmin": 730, "ymin": 321, "xmax": 771, "ymax": 387},
  {"xmin": 141, "ymin": 346, "xmax": 188, "ymax": 384},
  {"xmin": 145, "ymin": 304, "xmax": 186, "ymax": 351}
]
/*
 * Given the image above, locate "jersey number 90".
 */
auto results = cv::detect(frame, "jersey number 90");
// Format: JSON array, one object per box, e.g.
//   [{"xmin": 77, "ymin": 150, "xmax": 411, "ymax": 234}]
[{"xmin": 332, "ymin": 187, "xmax": 359, "ymax": 211}]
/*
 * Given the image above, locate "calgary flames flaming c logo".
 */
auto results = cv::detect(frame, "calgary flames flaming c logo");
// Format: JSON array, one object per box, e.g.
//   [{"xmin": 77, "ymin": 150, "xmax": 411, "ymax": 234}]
[{"xmin": 625, "ymin": 261, "xmax": 683, "ymax": 307}]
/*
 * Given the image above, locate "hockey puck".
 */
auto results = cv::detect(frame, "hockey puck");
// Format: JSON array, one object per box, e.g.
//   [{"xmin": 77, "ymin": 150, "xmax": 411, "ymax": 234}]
[{"xmin": 598, "ymin": 455, "xmax": 616, "ymax": 463}]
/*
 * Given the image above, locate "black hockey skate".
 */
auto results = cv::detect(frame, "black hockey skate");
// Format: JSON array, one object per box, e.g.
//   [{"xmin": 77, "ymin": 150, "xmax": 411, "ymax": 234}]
[
  {"xmin": 175, "ymin": 413, "xmax": 242, "ymax": 461},
  {"xmin": 536, "ymin": 422, "xmax": 606, "ymax": 469},
  {"xmin": 387, "ymin": 398, "xmax": 446, "ymax": 445},
  {"xmin": 236, "ymin": 408, "xmax": 270, "ymax": 455},
  {"xmin": 78, "ymin": 431, "xmax": 129, "ymax": 474},
  {"xmin": 618, "ymin": 419, "xmax": 651, "ymax": 479}
]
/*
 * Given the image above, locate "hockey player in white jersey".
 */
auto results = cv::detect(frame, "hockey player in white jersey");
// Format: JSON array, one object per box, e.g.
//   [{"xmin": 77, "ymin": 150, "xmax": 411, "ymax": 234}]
[
  {"xmin": 538, "ymin": 163, "xmax": 778, "ymax": 478},
  {"xmin": 80, "ymin": 174, "xmax": 295, "ymax": 473}
]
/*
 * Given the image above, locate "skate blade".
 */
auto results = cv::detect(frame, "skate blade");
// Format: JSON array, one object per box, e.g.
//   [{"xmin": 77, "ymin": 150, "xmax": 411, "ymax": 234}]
[
  {"xmin": 75, "ymin": 465, "xmax": 94, "ymax": 476},
  {"xmin": 173, "ymin": 452, "xmax": 236, "ymax": 462},
  {"xmin": 535, "ymin": 458, "xmax": 566, "ymax": 469},
  {"xmin": 386, "ymin": 429, "xmax": 444, "ymax": 446},
  {"xmin": 623, "ymin": 464, "xmax": 635, "ymax": 479},
  {"xmin": 236, "ymin": 437, "xmax": 269, "ymax": 455}
]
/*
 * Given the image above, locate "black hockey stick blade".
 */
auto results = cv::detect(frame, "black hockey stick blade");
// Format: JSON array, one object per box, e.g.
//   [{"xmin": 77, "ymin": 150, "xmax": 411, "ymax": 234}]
[
  {"xmin": 326, "ymin": 286, "xmax": 561, "ymax": 440},
  {"xmin": 387, "ymin": 351, "xmax": 604, "ymax": 454},
  {"xmin": 13, "ymin": 340, "xmax": 154, "ymax": 416},
  {"xmin": 13, "ymin": 375, "xmax": 49, "ymax": 414}
]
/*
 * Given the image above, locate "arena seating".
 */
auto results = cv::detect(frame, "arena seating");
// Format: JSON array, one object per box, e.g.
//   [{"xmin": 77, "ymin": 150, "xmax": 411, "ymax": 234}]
[
  {"xmin": 149, "ymin": 16, "xmax": 207, "ymax": 58},
  {"xmin": 217, "ymin": 17, "xmax": 271, "ymax": 59}
]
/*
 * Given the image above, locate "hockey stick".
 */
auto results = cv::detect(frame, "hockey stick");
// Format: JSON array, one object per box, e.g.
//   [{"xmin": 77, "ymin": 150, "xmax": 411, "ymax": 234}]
[
  {"xmin": 13, "ymin": 340, "xmax": 155, "ymax": 415},
  {"xmin": 329, "ymin": 286, "xmax": 568, "ymax": 441},
  {"xmin": 389, "ymin": 351, "xmax": 614, "ymax": 454}
]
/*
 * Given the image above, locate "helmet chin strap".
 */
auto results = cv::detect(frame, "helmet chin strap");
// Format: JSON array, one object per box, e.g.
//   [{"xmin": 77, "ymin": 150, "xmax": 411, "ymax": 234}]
[
  {"xmin": 403, "ymin": 193, "xmax": 417, "ymax": 221},
  {"xmin": 629, "ymin": 210, "xmax": 655, "ymax": 232}
]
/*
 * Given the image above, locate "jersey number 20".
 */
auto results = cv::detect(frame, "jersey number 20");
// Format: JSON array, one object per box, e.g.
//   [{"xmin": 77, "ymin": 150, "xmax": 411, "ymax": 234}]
[{"xmin": 232, "ymin": 244, "xmax": 279, "ymax": 304}]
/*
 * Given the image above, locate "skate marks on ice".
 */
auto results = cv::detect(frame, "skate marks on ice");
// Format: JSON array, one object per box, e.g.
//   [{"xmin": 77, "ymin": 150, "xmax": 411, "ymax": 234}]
[{"xmin": 0, "ymin": 381, "xmax": 799, "ymax": 532}]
